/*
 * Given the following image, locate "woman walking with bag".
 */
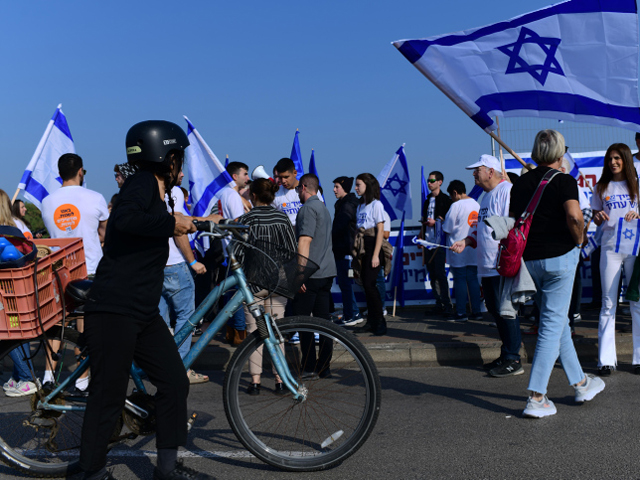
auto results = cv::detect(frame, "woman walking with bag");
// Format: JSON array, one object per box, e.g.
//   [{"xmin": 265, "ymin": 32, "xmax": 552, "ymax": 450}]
[
  {"xmin": 591, "ymin": 143, "xmax": 640, "ymax": 376},
  {"xmin": 352, "ymin": 173, "xmax": 387, "ymax": 336},
  {"xmin": 510, "ymin": 130, "xmax": 604, "ymax": 418}
]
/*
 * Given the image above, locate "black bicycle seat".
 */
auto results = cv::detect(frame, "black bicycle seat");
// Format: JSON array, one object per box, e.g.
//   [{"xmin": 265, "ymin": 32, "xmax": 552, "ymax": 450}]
[{"xmin": 66, "ymin": 279, "xmax": 93, "ymax": 305}]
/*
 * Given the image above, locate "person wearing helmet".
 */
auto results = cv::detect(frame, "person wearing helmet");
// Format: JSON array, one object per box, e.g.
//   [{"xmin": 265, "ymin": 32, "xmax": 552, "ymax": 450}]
[{"xmin": 80, "ymin": 121, "xmax": 218, "ymax": 480}]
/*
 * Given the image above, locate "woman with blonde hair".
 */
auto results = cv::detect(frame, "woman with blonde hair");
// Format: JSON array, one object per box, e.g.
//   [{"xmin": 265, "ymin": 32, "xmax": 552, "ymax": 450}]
[{"xmin": 592, "ymin": 143, "xmax": 640, "ymax": 376}]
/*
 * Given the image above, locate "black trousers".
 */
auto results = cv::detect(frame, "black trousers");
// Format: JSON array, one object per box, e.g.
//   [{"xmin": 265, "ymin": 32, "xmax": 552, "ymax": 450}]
[
  {"xmin": 361, "ymin": 236, "xmax": 384, "ymax": 329},
  {"xmin": 79, "ymin": 312, "xmax": 190, "ymax": 472},
  {"xmin": 291, "ymin": 277, "xmax": 334, "ymax": 374}
]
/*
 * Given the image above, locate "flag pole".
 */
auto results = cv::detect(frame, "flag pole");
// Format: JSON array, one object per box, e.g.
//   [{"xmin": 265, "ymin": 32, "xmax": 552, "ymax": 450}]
[
  {"xmin": 495, "ymin": 117, "xmax": 510, "ymax": 183},
  {"xmin": 392, "ymin": 287, "xmax": 398, "ymax": 317},
  {"xmin": 11, "ymin": 188, "xmax": 20, "ymax": 204},
  {"xmin": 488, "ymin": 131, "xmax": 531, "ymax": 171}
]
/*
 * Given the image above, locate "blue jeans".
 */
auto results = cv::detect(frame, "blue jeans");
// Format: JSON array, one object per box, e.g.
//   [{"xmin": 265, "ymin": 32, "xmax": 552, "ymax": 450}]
[
  {"xmin": 526, "ymin": 248, "xmax": 584, "ymax": 394},
  {"xmin": 482, "ymin": 276, "xmax": 521, "ymax": 361},
  {"xmin": 10, "ymin": 346, "xmax": 33, "ymax": 381},
  {"xmin": 450, "ymin": 266, "xmax": 482, "ymax": 316},
  {"xmin": 159, "ymin": 262, "xmax": 195, "ymax": 359},
  {"xmin": 376, "ymin": 269, "xmax": 386, "ymax": 307},
  {"xmin": 335, "ymin": 257, "xmax": 360, "ymax": 319}
]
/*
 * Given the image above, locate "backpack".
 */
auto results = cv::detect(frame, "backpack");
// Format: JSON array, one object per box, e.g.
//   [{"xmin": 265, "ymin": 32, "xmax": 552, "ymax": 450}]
[{"xmin": 496, "ymin": 169, "xmax": 560, "ymax": 277}]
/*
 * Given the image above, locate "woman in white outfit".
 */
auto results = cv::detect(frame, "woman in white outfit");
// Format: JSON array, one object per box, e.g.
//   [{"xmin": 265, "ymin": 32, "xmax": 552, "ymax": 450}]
[{"xmin": 591, "ymin": 143, "xmax": 640, "ymax": 376}]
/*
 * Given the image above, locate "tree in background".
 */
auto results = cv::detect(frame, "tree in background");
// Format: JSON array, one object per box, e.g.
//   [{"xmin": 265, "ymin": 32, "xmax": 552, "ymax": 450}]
[{"xmin": 24, "ymin": 202, "xmax": 48, "ymax": 237}]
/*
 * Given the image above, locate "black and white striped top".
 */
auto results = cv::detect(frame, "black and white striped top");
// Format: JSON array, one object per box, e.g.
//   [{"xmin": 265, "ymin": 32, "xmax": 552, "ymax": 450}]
[{"xmin": 237, "ymin": 206, "xmax": 297, "ymax": 250}]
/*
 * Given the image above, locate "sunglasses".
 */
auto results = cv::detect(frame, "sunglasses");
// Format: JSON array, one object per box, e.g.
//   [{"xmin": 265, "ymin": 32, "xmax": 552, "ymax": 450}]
[
  {"xmin": 427, "ymin": 179, "xmax": 438, "ymax": 184},
  {"xmin": 295, "ymin": 184, "xmax": 306, "ymax": 193}
]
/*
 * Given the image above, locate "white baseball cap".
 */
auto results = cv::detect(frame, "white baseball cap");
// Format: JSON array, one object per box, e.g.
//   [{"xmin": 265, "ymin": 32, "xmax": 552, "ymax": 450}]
[{"xmin": 465, "ymin": 154, "xmax": 502, "ymax": 171}]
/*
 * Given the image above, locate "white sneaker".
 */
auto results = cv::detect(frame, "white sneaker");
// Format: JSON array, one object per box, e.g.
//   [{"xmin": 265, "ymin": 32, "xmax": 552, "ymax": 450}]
[
  {"xmin": 574, "ymin": 374, "xmax": 605, "ymax": 402},
  {"xmin": 3, "ymin": 377, "xmax": 17, "ymax": 392},
  {"xmin": 383, "ymin": 309, "xmax": 388, "ymax": 316},
  {"xmin": 5, "ymin": 380, "xmax": 38, "ymax": 397},
  {"xmin": 289, "ymin": 333, "xmax": 300, "ymax": 344},
  {"xmin": 523, "ymin": 395, "xmax": 557, "ymax": 418}
]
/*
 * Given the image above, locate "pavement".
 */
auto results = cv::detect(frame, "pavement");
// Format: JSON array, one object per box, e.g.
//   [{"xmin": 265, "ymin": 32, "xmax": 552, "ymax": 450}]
[{"xmin": 191, "ymin": 303, "xmax": 637, "ymax": 370}]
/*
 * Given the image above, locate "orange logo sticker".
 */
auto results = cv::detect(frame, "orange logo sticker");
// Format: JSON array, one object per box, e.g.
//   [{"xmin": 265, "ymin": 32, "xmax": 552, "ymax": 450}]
[
  {"xmin": 54, "ymin": 204, "xmax": 81, "ymax": 232},
  {"xmin": 468, "ymin": 211, "xmax": 478, "ymax": 227},
  {"xmin": 23, "ymin": 231, "xmax": 33, "ymax": 240},
  {"xmin": 282, "ymin": 203, "xmax": 287, "ymax": 207},
  {"xmin": 605, "ymin": 196, "xmax": 610, "ymax": 201}
]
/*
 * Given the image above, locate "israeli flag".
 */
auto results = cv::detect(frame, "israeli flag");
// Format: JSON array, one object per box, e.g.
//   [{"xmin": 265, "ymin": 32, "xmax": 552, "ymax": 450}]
[
  {"xmin": 183, "ymin": 116, "xmax": 235, "ymax": 254},
  {"xmin": 614, "ymin": 218, "xmax": 640, "ymax": 256},
  {"xmin": 19, "ymin": 104, "xmax": 75, "ymax": 209},
  {"xmin": 563, "ymin": 150, "xmax": 580, "ymax": 179},
  {"xmin": 308, "ymin": 149, "xmax": 326, "ymax": 205},
  {"xmin": 581, "ymin": 233, "xmax": 599, "ymax": 260},
  {"xmin": 393, "ymin": 0, "xmax": 640, "ymax": 133},
  {"xmin": 377, "ymin": 145, "xmax": 412, "ymax": 221}
]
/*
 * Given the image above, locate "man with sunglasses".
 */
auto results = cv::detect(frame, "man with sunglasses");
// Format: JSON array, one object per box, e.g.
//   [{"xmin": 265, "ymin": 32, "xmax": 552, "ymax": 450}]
[
  {"xmin": 42, "ymin": 153, "xmax": 109, "ymax": 277},
  {"xmin": 420, "ymin": 171, "xmax": 453, "ymax": 316}
]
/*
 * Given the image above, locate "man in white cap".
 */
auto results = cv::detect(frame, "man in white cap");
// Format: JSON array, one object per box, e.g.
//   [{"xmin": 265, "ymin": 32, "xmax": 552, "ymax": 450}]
[{"xmin": 451, "ymin": 154, "xmax": 522, "ymax": 378}]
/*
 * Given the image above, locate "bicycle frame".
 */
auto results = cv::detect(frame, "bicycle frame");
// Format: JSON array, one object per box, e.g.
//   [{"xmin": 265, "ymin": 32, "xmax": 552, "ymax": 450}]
[{"xmin": 37, "ymin": 246, "xmax": 303, "ymax": 414}]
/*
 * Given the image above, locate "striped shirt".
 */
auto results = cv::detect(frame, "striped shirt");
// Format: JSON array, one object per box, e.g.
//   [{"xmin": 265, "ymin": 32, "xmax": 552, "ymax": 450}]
[{"xmin": 237, "ymin": 206, "xmax": 297, "ymax": 250}]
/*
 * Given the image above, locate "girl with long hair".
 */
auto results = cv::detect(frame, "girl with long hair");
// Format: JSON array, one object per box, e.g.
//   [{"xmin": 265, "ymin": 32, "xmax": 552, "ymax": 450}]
[
  {"xmin": 352, "ymin": 173, "xmax": 387, "ymax": 336},
  {"xmin": 11, "ymin": 200, "xmax": 33, "ymax": 239},
  {"xmin": 592, "ymin": 143, "xmax": 640, "ymax": 376}
]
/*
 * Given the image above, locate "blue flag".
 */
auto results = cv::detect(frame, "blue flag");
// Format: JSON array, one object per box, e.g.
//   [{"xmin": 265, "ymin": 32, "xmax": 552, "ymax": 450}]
[
  {"xmin": 391, "ymin": 212, "xmax": 406, "ymax": 307},
  {"xmin": 377, "ymin": 145, "xmax": 412, "ymax": 222},
  {"xmin": 468, "ymin": 185, "xmax": 483, "ymax": 201},
  {"xmin": 420, "ymin": 166, "xmax": 428, "ymax": 215},
  {"xmin": 19, "ymin": 104, "xmax": 76, "ymax": 209},
  {"xmin": 224, "ymin": 155, "xmax": 229, "ymax": 168},
  {"xmin": 308, "ymin": 149, "xmax": 326, "ymax": 205},
  {"xmin": 290, "ymin": 129, "xmax": 304, "ymax": 180},
  {"xmin": 394, "ymin": 0, "xmax": 640, "ymax": 133}
]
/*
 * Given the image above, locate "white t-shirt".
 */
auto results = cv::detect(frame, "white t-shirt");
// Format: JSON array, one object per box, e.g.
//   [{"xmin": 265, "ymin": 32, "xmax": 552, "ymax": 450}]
[
  {"xmin": 272, "ymin": 186, "xmax": 302, "ymax": 226},
  {"xmin": 591, "ymin": 180, "xmax": 638, "ymax": 248},
  {"xmin": 166, "ymin": 186, "xmax": 188, "ymax": 266},
  {"xmin": 578, "ymin": 185, "xmax": 591, "ymax": 212},
  {"xmin": 357, "ymin": 200, "xmax": 385, "ymax": 230},
  {"xmin": 424, "ymin": 197, "xmax": 436, "ymax": 243},
  {"xmin": 383, "ymin": 210, "xmax": 391, "ymax": 233},
  {"xmin": 443, "ymin": 197, "xmax": 480, "ymax": 268},
  {"xmin": 14, "ymin": 218, "xmax": 33, "ymax": 240},
  {"xmin": 469, "ymin": 181, "xmax": 511, "ymax": 278},
  {"xmin": 42, "ymin": 185, "xmax": 109, "ymax": 275},
  {"xmin": 217, "ymin": 186, "xmax": 245, "ymax": 255}
]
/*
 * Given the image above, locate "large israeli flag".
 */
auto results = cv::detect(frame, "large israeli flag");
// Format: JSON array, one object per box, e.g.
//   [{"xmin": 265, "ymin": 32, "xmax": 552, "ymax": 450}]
[
  {"xmin": 19, "ymin": 104, "xmax": 75, "ymax": 209},
  {"xmin": 377, "ymin": 145, "xmax": 412, "ymax": 221},
  {"xmin": 184, "ymin": 116, "xmax": 235, "ymax": 218},
  {"xmin": 393, "ymin": 0, "xmax": 640, "ymax": 133}
]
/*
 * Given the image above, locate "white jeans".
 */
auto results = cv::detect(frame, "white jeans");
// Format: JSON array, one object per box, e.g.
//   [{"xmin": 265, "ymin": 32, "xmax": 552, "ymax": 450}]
[{"xmin": 598, "ymin": 248, "xmax": 640, "ymax": 367}]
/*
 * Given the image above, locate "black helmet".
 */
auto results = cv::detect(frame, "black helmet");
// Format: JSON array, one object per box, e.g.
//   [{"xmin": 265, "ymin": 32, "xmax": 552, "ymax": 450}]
[{"xmin": 125, "ymin": 120, "xmax": 189, "ymax": 165}]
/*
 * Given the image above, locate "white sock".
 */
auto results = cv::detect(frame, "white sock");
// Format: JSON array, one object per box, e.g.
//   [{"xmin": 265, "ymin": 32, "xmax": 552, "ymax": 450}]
[
  {"xmin": 43, "ymin": 370, "xmax": 54, "ymax": 384},
  {"xmin": 75, "ymin": 376, "xmax": 89, "ymax": 391}
]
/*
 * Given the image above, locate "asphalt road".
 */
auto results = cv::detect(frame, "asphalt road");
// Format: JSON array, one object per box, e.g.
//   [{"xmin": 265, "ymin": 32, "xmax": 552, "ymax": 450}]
[{"xmin": 2, "ymin": 365, "xmax": 639, "ymax": 479}]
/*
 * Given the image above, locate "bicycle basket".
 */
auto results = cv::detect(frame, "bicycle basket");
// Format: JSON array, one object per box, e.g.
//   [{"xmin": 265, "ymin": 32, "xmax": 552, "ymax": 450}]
[{"xmin": 239, "ymin": 239, "xmax": 319, "ymax": 299}]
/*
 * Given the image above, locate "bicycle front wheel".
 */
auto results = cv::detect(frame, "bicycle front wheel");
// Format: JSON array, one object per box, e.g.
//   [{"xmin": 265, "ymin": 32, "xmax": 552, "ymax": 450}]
[
  {"xmin": 223, "ymin": 316, "xmax": 381, "ymax": 472},
  {"xmin": 0, "ymin": 326, "xmax": 85, "ymax": 478}
]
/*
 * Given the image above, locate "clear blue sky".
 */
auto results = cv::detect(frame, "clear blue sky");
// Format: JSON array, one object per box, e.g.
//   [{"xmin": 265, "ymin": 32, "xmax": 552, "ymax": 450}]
[{"xmin": 0, "ymin": 0, "xmax": 588, "ymax": 224}]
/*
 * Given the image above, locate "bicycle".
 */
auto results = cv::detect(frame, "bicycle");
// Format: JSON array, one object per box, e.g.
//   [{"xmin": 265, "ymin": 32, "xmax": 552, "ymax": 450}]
[{"xmin": 0, "ymin": 221, "xmax": 381, "ymax": 477}]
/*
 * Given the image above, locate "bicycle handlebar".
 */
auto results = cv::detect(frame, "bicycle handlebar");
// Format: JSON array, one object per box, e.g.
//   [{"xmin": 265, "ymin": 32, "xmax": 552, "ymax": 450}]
[{"xmin": 193, "ymin": 220, "xmax": 250, "ymax": 241}]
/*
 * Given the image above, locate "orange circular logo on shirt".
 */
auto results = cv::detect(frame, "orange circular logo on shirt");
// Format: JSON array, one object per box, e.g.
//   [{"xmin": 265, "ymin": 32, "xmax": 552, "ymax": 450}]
[
  {"xmin": 468, "ymin": 211, "xmax": 478, "ymax": 227},
  {"xmin": 605, "ymin": 196, "xmax": 610, "ymax": 201},
  {"xmin": 54, "ymin": 204, "xmax": 81, "ymax": 232}
]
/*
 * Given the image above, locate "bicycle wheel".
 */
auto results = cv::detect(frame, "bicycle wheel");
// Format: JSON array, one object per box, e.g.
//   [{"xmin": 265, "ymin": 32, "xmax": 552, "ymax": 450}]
[
  {"xmin": 223, "ymin": 316, "xmax": 381, "ymax": 472},
  {"xmin": 0, "ymin": 326, "xmax": 85, "ymax": 478}
]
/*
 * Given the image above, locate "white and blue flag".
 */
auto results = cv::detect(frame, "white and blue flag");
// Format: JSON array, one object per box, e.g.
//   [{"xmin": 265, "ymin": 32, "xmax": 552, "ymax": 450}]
[
  {"xmin": 393, "ymin": 0, "xmax": 640, "ymax": 133},
  {"xmin": 377, "ymin": 145, "xmax": 412, "ymax": 222},
  {"xmin": 19, "ymin": 104, "xmax": 75, "ymax": 209},
  {"xmin": 183, "ymin": 116, "xmax": 235, "ymax": 254},
  {"xmin": 581, "ymin": 233, "xmax": 599, "ymax": 260},
  {"xmin": 290, "ymin": 129, "xmax": 304, "ymax": 180},
  {"xmin": 614, "ymin": 218, "xmax": 640, "ymax": 256}
]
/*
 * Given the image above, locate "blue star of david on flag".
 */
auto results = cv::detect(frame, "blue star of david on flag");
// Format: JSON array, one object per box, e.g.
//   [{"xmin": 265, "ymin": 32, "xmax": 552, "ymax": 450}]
[
  {"xmin": 497, "ymin": 27, "xmax": 564, "ymax": 86},
  {"xmin": 393, "ymin": 0, "xmax": 640, "ymax": 133},
  {"xmin": 615, "ymin": 218, "xmax": 640, "ymax": 256},
  {"xmin": 382, "ymin": 173, "xmax": 409, "ymax": 197},
  {"xmin": 377, "ymin": 145, "xmax": 412, "ymax": 221}
]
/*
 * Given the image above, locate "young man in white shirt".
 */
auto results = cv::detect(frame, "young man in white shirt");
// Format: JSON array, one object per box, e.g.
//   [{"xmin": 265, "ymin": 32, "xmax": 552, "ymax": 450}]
[
  {"xmin": 443, "ymin": 180, "xmax": 482, "ymax": 322},
  {"xmin": 42, "ymin": 153, "xmax": 109, "ymax": 276},
  {"xmin": 451, "ymin": 155, "xmax": 523, "ymax": 378},
  {"xmin": 272, "ymin": 158, "xmax": 302, "ymax": 226}
]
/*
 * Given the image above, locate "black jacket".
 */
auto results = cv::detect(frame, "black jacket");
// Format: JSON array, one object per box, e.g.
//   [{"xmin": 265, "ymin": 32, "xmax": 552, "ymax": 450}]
[
  {"xmin": 421, "ymin": 192, "xmax": 452, "ymax": 235},
  {"xmin": 332, "ymin": 193, "xmax": 360, "ymax": 257}
]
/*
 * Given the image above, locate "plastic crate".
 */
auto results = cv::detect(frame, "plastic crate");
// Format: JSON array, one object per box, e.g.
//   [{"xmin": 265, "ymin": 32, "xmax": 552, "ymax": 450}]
[{"xmin": 0, "ymin": 237, "xmax": 87, "ymax": 340}]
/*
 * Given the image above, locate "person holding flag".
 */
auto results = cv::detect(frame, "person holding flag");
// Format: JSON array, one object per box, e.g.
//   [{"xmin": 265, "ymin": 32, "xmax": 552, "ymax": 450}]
[
  {"xmin": 420, "ymin": 171, "xmax": 453, "ymax": 316},
  {"xmin": 591, "ymin": 143, "xmax": 640, "ymax": 377}
]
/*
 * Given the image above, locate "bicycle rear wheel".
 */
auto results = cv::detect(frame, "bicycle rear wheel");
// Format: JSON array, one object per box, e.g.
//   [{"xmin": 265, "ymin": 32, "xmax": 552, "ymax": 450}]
[
  {"xmin": 0, "ymin": 326, "xmax": 84, "ymax": 478},
  {"xmin": 223, "ymin": 316, "xmax": 381, "ymax": 472}
]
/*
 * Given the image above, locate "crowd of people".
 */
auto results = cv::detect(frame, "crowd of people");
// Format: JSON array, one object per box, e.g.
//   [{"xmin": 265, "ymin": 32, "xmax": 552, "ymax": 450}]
[{"xmin": 3, "ymin": 122, "xmax": 640, "ymax": 476}]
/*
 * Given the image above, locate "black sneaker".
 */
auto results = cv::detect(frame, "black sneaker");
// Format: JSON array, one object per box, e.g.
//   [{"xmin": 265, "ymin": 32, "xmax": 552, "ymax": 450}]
[
  {"xmin": 274, "ymin": 383, "xmax": 287, "ymax": 395},
  {"xmin": 154, "ymin": 460, "xmax": 215, "ymax": 480},
  {"xmin": 246, "ymin": 383, "xmax": 260, "ymax": 396},
  {"xmin": 489, "ymin": 360, "xmax": 524, "ymax": 378},
  {"xmin": 598, "ymin": 366, "xmax": 614, "ymax": 377},
  {"xmin": 483, "ymin": 357, "xmax": 503, "ymax": 371}
]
